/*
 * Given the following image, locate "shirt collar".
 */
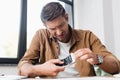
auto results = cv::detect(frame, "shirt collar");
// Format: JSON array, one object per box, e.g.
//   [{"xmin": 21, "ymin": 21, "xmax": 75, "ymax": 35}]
[{"xmin": 69, "ymin": 25, "xmax": 81, "ymax": 43}]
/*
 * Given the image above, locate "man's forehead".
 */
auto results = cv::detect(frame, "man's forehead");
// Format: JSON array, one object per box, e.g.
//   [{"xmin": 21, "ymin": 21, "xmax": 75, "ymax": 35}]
[{"xmin": 45, "ymin": 16, "xmax": 66, "ymax": 28}]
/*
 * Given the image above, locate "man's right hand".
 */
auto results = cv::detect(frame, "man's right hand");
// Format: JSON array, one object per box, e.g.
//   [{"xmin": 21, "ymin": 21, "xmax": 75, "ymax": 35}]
[{"xmin": 20, "ymin": 59, "xmax": 65, "ymax": 77}]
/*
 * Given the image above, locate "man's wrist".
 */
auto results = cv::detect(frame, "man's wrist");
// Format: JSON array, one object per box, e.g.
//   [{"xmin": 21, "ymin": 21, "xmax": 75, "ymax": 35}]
[
  {"xmin": 32, "ymin": 65, "xmax": 41, "ymax": 77},
  {"xmin": 20, "ymin": 63, "xmax": 36, "ymax": 77},
  {"xmin": 23, "ymin": 63, "xmax": 37, "ymax": 77}
]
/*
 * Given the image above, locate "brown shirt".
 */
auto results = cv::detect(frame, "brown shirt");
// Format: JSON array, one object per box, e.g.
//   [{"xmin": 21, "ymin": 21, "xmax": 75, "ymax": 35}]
[{"xmin": 18, "ymin": 26, "xmax": 120, "ymax": 76}]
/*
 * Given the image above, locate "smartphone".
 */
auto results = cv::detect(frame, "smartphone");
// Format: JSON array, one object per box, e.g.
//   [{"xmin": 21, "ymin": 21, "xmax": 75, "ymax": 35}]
[{"xmin": 56, "ymin": 53, "xmax": 75, "ymax": 66}]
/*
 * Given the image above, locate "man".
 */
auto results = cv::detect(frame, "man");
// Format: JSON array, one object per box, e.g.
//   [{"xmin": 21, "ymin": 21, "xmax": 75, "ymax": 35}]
[{"xmin": 18, "ymin": 2, "xmax": 120, "ymax": 78}]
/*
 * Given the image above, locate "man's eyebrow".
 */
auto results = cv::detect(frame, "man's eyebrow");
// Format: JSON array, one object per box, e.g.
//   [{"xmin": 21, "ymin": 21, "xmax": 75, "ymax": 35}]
[
  {"xmin": 49, "ymin": 27, "xmax": 56, "ymax": 30},
  {"xmin": 59, "ymin": 22, "xmax": 65, "ymax": 26},
  {"xmin": 57, "ymin": 21, "xmax": 65, "ymax": 28},
  {"xmin": 48, "ymin": 20, "xmax": 65, "ymax": 30}
]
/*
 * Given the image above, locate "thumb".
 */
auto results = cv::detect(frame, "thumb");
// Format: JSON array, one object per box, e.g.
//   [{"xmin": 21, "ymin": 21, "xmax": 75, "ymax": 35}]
[{"xmin": 50, "ymin": 59, "xmax": 64, "ymax": 64}]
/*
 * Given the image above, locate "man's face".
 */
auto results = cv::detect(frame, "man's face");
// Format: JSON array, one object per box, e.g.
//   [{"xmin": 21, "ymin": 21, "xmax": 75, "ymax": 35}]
[{"xmin": 45, "ymin": 14, "xmax": 70, "ymax": 43}]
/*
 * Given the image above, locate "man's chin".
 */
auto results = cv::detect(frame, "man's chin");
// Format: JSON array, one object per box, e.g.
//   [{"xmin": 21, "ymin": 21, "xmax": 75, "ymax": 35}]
[
  {"xmin": 58, "ymin": 39, "xmax": 63, "ymax": 42},
  {"xmin": 57, "ymin": 38, "xmax": 64, "ymax": 42},
  {"xmin": 56, "ymin": 37, "xmax": 66, "ymax": 42}
]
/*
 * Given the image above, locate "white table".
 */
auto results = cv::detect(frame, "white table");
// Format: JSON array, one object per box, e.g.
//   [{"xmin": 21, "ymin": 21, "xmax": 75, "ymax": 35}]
[{"xmin": 0, "ymin": 75, "xmax": 120, "ymax": 80}]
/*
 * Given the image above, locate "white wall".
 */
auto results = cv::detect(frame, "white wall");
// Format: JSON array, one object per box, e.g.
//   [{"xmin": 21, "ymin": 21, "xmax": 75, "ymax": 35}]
[
  {"xmin": 74, "ymin": 0, "xmax": 105, "ymax": 43},
  {"xmin": 112, "ymin": 0, "xmax": 120, "ymax": 60},
  {"xmin": 74, "ymin": 0, "xmax": 120, "ymax": 60}
]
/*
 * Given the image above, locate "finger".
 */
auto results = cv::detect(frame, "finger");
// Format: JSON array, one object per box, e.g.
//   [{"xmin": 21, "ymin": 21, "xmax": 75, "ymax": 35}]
[
  {"xmin": 75, "ymin": 50, "xmax": 87, "ymax": 59},
  {"xmin": 80, "ymin": 49, "xmax": 94, "ymax": 58},
  {"xmin": 56, "ymin": 66, "xmax": 65, "ymax": 72},
  {"xmin": 86, "ymin": 58, "xmax": 95, "ymax": 65},
  {"xmin": 50, "ymin": 59, "xmax": 64, "ymax": 64},
  {"xmin": 75, "ymin": 49, "xmax": 82, "ymax": 53},
  {"xmin": 79, "ymin": 54, "xmax": 92, "ymax": 60}
]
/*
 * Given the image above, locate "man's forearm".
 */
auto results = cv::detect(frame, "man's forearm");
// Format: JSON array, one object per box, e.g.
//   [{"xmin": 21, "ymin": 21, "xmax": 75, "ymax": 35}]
[{"xmin": 99, "ymin": 56, "xmax": 119, "ymax": 74}]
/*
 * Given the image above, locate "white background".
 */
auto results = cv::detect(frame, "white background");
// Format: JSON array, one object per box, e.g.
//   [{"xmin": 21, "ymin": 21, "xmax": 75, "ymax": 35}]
[{"xmin": 74, "ymin": 0, "xmax": 120, "ymax": 60}]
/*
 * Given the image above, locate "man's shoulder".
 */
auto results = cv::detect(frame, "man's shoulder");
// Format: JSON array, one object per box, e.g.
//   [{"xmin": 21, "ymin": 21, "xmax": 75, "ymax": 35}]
[
  {"xmin": 73, "ymin": 29, "xmax": 93, "ymax": 34},
  {"xmin": 72, "ymin": 29, "xmax": 95, "ymax": 39},
  {"xmin": 36, "ymin": 28, "xmax": 48, "ymax": 32},
  {"xmin": 34, "ymin": 29, "xmax": 51, "ymax": 40},
  {"xmin": 72, "ymin": 29, "xmax": 97, "ymax": 41},
  {"xmin": 36, "ymin": 29, "xmax": 50, "ymax": 35}
]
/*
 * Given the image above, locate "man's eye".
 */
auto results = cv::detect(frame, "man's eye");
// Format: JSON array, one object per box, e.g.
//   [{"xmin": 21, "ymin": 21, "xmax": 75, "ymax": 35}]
[{"xmin": 50, "ymin": 28, "xmax": 56, "ymax": 30}]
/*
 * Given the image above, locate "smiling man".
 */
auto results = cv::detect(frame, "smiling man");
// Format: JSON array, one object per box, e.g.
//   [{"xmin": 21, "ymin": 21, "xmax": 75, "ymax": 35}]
[{"xmin": 18, "ymin": 2, "xmax": 120, "ymax": 78}]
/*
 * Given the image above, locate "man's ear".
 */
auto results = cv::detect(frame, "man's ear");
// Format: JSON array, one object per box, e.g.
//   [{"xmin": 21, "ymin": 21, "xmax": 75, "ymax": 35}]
[{"xmin": 65, "ymin": 13, "xmax": 68, "ymax": 21}]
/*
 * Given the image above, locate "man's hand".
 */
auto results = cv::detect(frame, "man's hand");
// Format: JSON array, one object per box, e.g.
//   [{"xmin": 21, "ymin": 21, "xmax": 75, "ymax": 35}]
[
  {"xmin": 32, "ymin": 59, "xmax": 65, "ymax": 77},
  {"xmin": 73, "ymin": 48, "xmax": 98, "ymax": 65},
  {"xmin": 20, "ymin": 59, "xmax": 65, "ymax": 77},
  {"xmin": 73, "ymin": 48, "xmax": 119, "ymax": 74}
]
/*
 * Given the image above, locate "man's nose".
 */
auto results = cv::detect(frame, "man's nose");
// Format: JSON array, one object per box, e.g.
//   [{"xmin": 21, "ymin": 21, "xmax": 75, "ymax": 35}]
[{"xmin": 56, "ymin": 29, "xmax": 62, "ymax": 35}]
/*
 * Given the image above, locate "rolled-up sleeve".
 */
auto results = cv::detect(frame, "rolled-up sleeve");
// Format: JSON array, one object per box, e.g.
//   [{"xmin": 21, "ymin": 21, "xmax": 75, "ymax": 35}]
[{"xmin": 17, "ymin": 30, "xmax": 41, "ymax": 75}]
